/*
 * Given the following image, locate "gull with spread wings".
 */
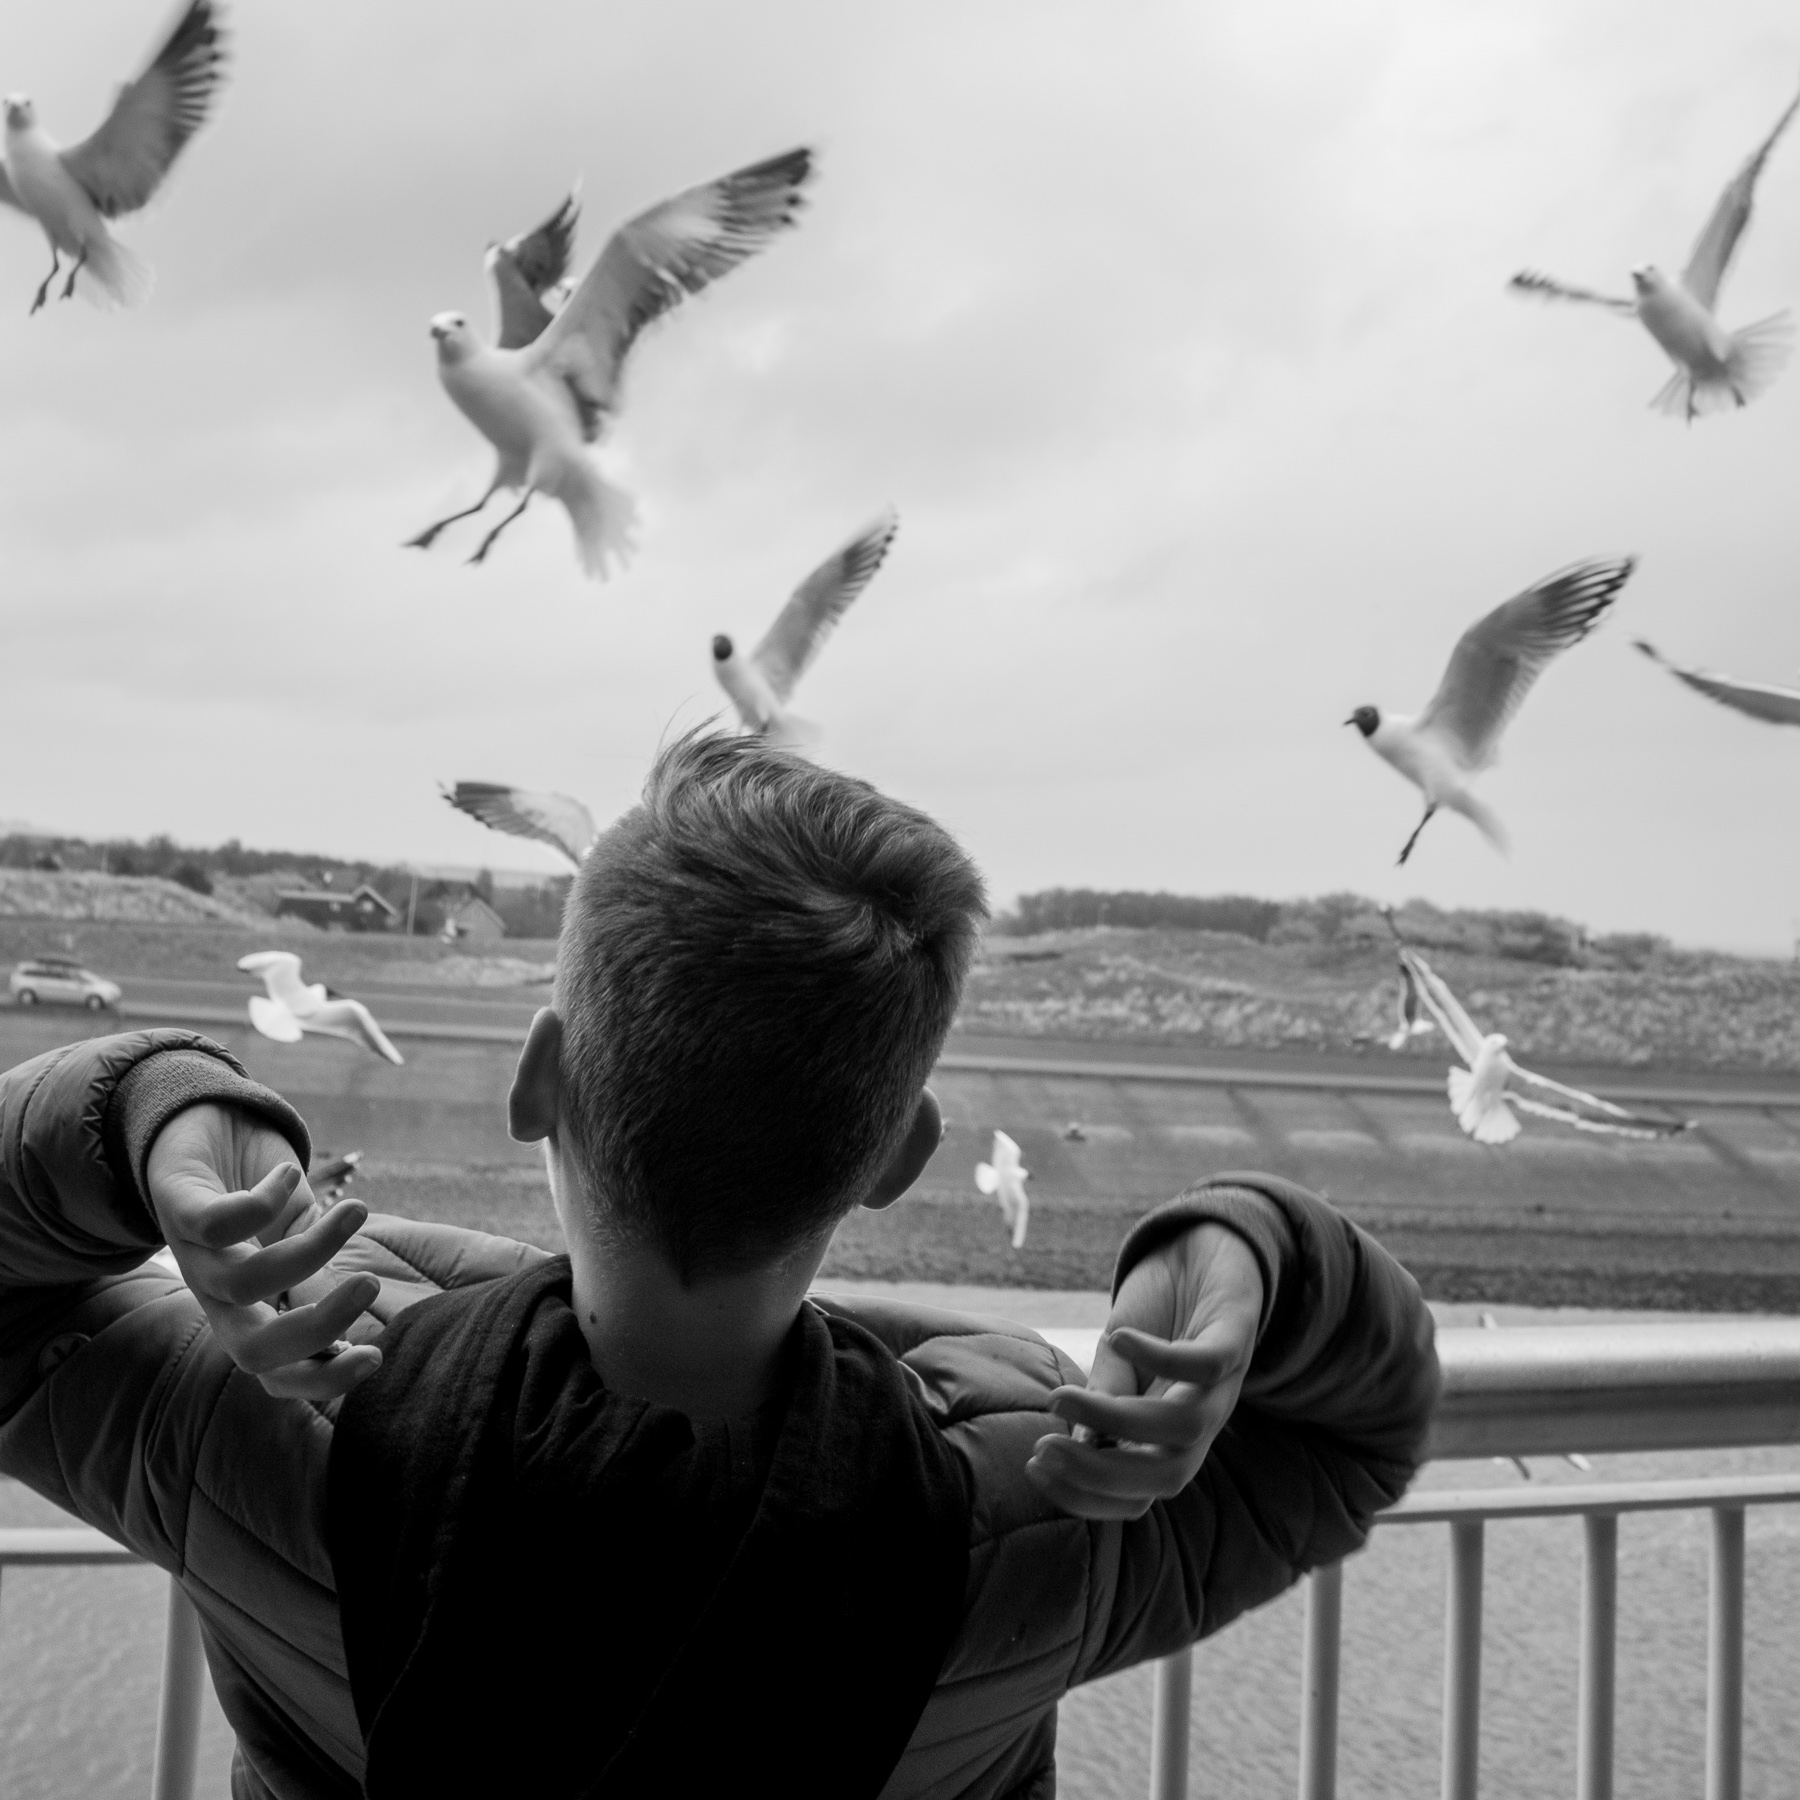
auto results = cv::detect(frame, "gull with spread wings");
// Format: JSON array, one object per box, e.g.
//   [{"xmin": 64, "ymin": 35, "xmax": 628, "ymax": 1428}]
[
  {"xmin": 1346, "ymin": 556, "xmax": 1635, "ymax": 864},
  {"xmin": 442, "ymin": 782, "xmax": 599, "ymax": 869},
  {"xmin": 238, "ymin": 952, "xmax": 404, "ymax": 1067},
  {"xmin": 1396, "ymin": 944, "xmax": 1691, "ymax": 1146},
  {"xmin": 0, "ymin": 0, "xmax": 226, "ymax": 312},
  {"xmin": 1509, "ymin": 78, "xmax": 1800, "ymax": 420},
  {"xmin": 1635, "ymin": 640, "xmax": 1800, "ymax": 728},
  {"xmin": 712, "ymin": 510, "xmax": 899, "ymax": 745},
  {"xmin": 974, "ymin": 1131, "xmax": 1031, "ymax": 1251},
  {"xmin": 406, "ymin": 148, "xmax": 814, "ymax": 579}
]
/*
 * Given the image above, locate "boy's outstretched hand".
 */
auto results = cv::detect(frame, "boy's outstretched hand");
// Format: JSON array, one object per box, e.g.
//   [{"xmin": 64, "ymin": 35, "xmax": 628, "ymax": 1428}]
[
  {"xmin": 144, "ymin": 1102, "xmax": 383, "ymax": 1401},
  {"xmin": 1026, "ymin": 1222, "xmax": 1264, "ymax": 1520}
]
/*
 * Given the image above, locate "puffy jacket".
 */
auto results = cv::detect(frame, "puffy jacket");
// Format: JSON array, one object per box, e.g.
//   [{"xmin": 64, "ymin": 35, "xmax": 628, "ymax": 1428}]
[{"xmin": 0, "ymin": 1032, "xmax": 1439, "ymax": 1799}]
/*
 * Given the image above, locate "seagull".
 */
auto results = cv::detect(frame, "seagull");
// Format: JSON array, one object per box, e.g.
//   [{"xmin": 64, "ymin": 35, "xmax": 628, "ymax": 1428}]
[
  {"xmin": 1398, "ymin": 943, "xmax": 1690, "ymax": 1145},
  {"xmin": 712, "ymin": 510, "xmax": 899, "ymax": 744},
  {"xmin": 238, "ymin": 951, "xmax": 404, "ymax": 1066},
  {"xmin": 1635, "ymin": 639, "xmax": 1800, "ymax": 727},
  {"xmin": 310, "ymin": 1149, "xmax": 362, "ymax": 1198},
  {"xmin": 0, "ymin": 0, "xmax": 227, "ymax": 313},
  {"xmin": 1346, "ymin": 556, "xmax": 1635, "ymax": 864},
  {"xmin": 405, "ymin": 147, "xmax": 814, "ymax": 578},
  {"xmin": 1509, "ymin": 79, "xmax": 1800, "ymax": 421},
  {"xmin": 974, "ymin": 1130, "xmax": 1030, "ymax": 1250},
  {"xmin": 442, "ymin": 782, "xmax": 598, "ymax": 868},
  {"xmin": 1063, "ymin": 1120, "xmax": 1087, "ymax": 1143},
  {"xmin": 1386, "ymin": 955, "xmax": 1437, "ymax": 1051}
]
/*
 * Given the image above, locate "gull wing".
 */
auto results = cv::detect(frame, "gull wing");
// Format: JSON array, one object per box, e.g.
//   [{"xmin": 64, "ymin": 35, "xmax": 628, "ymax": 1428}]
[
  {"xmin": 61, "ymin": 0, "xmax": 227, "ymax": 219},
  {"xmin": 1396, "ymin": 947, "xmax": 1487, "ymax": 1067},
  {"xmin": 1417, "ymin": 557, "xmax": 1635, "ymax": 770},
  {"xmin": 1682, "ymin": 83, "xmax": 1800, "ymax": 311},
  {"xmin": 523, "ymin": 147, "xmax": 813, "ymax": 442},
  {"xmin": 1507, "ymin": 1062, "xmax": 1693, "ymax": 1139},
  {"xmin": 443, "ymin": 781, "xmax": 597, "ymax": 867},
  {"xmin": 1507, "ymin": 271, "xmax": 1636, "ymax": 313},
  {"xmin": 488, "ymin": 189, "xmax": 580, "ymax": 351},
  {"xmin": 1634, "ymin": 639, "xmax": 1800, "ymax": 727},
  {"xmin": 319, "ymin": 1000, "xmax": 405, "ymax": 1068},
  {"xmin": 247, "ymin": 995, "xmax": 304, "ymax": 1044},
  {"xmin": 749, "ymin": 509, "xmax": 899, "ymax": 702},
  {"xmin": 0, "ymin": 165, "xmax": 19, "ymax": 211}
]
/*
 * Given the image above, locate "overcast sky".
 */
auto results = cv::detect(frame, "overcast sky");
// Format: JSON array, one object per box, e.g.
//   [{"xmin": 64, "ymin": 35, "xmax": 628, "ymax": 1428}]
[{"xmin": 2, "ymin": 0, "xmax": 1798, "ymax": 948}]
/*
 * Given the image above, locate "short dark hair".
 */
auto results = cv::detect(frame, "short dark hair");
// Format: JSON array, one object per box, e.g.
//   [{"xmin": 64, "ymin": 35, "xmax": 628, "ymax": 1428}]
[{"xmin": 554, "ymin": 731, "xmax": 988, "ymax": 1281}]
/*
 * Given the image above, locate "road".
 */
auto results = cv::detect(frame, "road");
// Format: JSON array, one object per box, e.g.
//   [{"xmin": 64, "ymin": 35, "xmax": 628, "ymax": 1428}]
[{"xmin": 7, "ymin": 976, "xmax": 1800, "ymax": 1304}]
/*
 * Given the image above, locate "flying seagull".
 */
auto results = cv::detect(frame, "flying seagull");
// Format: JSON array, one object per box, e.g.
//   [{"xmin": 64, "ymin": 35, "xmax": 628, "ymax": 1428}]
[
  {"xmin": 712, "ymin": 509, "xmax": 899, "ymax": 743},
  {"xmin": 238, "ymin": 951, "xmax": 404, "ymax": 1066},
  {"xmin": 310, "ymin": 1149, "xmax": 362, "ymax": 1198},
  {"xmin": 1397, "ymin": 943, "xmax": 1690, "ymax": 1145},
  {"xmin": 1386, "ymin": 954, "xmax": 1437, "ymax": 1051},
  {"xmin": 1509, "ymin": 79, "xmax": 1800, "ymax": 421},
  {"xmin": 442, "ymin": 782, "xmax": 598, "ymax": 868},
  {"xmin": 1635, "ymin": 639, "xmax": 1800, "ymax": 728},
  {"xmin": 406, "ymin": 147, "xmax": 814, "ymax": 578},
  {"xmin": 0, "ymin": 0, "xmax": 227, "ymax": 312},
  {"xmin": 974, "ymin": 1130, "xmax": 1030, "ymax": 1250},
  {"xmin": 1346, "ymin": 556, "xmax": 1635, "ymax": 864}
]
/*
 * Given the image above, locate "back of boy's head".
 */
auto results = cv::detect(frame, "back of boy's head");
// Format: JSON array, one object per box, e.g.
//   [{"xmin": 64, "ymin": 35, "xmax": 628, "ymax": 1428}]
[{"xmin": 553, "ymin": 730, "xmax": 988, "ymax": 1283}]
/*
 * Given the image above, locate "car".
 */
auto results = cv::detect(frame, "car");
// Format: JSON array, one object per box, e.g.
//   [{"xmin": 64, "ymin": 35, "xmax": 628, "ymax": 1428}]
[{"xmin": 10, "ymin": 957, "xmax": 123, "ymax": 1011}]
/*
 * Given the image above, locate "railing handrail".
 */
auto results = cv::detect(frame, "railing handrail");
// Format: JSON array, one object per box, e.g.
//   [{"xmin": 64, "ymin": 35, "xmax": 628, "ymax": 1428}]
[
  {"xmin": 0, "ymin": 1524, "xmax": 138, "ymax": 1564},
  {"xmin": 1380, "ymin": 1471, "xmax": 1800, "ymax": 1524}
]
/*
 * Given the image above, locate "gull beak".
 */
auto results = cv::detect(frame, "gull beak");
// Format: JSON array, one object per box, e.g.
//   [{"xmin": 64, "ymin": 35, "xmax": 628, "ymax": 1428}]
[{"xmin": 1342, "ymin": 714, "xmax": 1358, "ymax": 726}]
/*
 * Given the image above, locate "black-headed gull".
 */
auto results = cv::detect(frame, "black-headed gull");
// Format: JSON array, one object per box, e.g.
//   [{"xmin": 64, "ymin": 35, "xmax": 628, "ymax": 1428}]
[
  {"xmin": 1397, "ymin": 944, "xmax": 1689, "ymax": 1145},
  {"xmin": 1346, "ymin": 556, "xmax": 1635, "ymax": 864},
  {"xmin": 0, "ymin": 0, "xmax": 226, "ymax": 313},
  {"xmin": 238, "ymin": 951, "xmax": 404, "ymax": 1066},
  {"xmin": 1635, "ymin": 639, "xmax": 1800, "ymax": 728},
  {"xmin": 442, "ymin": 782, "xmax": 598, "ymax": 869},
  {"xmin": 975, "ymin": 1130, "xmax": 1030, "ymax": 1250},
  {"xmin": 712, "ymin": 510, "xmax": 898, "ymax": 744},
  {"xmin": 1509, "ymin": 80, "xmax": 1800, "ymax": 421},
  {"xmin": 405, "ymin": 148, "xmax": 814, "ymax": 579}
]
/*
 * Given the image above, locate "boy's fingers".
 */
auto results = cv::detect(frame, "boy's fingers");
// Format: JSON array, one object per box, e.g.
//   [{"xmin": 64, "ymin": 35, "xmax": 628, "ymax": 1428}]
[
  {"xmin": 167, "ymin": 1163, "xmax": 301, "ymax": 1250},
  {"xmin": 257, "ymin": 1343, "xmax": 384, "ymax": 1402},
  {"xmin": 1048, "ymin": 1383, "xmax": 1218, "ymax": 1448},
  {"xmin": 1024, "ymin": 1458, "xmax": 1154, "ymax": 1521},
  {"xmin": 1107, "ymin": 1324, "xmax": 1246, "ymax": 1388},
  {"xmin": 187, "ymin": 1200, "xmax": 368, "ymax": 1307},
  {"xmin": 228, "ymin": 1275, "xmax": 380, "ymax": 1374},
  {"xmin": 1029, "ymin": 1431, "xmax": 1196, "ymax": 1503}
]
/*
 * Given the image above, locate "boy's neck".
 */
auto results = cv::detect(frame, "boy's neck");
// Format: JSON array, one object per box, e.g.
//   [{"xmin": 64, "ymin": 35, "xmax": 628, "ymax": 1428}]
[{"xmin": 563, "ymin": 1215, "xmax": 825, "ymax": 1421}]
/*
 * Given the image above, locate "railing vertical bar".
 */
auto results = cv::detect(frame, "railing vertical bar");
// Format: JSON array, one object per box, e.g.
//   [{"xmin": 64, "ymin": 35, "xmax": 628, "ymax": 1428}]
[
  {"xmin": 1297, "ymin": 1561, "xmax": 1344, "ymax": 1800},
  {"xmin": 1442, "ymin": 1518, "xmax": 1484, "ymax": 1800},
  {"xmin": 1706, "ymin": 1506, "xmax": 1746, "ymax": 1800},
  {"xmin": 150, "ymin": 1578, "xmax": 205, "ymax": 1800},
  {"xmin": 1148, "ymin": 1647, "xmax": 1193, "ymax": 1800},
  {"xmin": 1577, "ymin": 1512, "xmax": 1617, "ymax": 1800}
]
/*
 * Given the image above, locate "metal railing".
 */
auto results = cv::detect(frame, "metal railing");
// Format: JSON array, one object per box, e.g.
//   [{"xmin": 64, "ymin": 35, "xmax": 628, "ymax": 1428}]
[
  {"xmin": 1142, "ymin": 1317, "xmax": 1800, "ymax": 1800},
  {"xmin": 0, "ymin": 1528, "xmax": 206, "ymax": 1800},
  {"xmin": 9, "ymin": 1318, "xmax": 1800, "ymax": 1800}
]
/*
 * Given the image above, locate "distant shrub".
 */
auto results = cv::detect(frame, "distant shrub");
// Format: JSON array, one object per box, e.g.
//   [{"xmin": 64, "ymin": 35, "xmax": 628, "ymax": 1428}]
[
  {"xmin": 170, "ymin": 862, "xmax": 214, "ymax": 896},
  {"xmin": 1590, "ymin": 931, "xmax": 1672, "ymax": 972},
  {"xmin": 995, "ymin": 889, "xmax": 1283, "ymax": 939}
]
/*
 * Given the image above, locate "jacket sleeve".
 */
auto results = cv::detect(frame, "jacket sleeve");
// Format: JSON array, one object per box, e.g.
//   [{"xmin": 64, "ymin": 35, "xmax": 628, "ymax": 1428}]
[{"xmin": 1070, "ymin": 1175, "xmax": 1440, "ymax": 1683}]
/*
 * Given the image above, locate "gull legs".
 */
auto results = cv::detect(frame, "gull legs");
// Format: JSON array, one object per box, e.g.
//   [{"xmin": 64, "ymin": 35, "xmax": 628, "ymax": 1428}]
[
  {"xmin": 58, "ymin": 248, "xmax": 87, "ymax": 301},
  {"xmin": 1397, "ymin": 804, "xmax": 1437, "ymax": 866},
  {"xmin": 29, "ymin": 246, "xmax": 60, "ymax": 315},
  {"xmin": 468, "ymin": 492, "xmax": 532, "ymax": 565},
  {"xmin": 404, "ymin": 478, "xmax": 500, "ymax": 550}
]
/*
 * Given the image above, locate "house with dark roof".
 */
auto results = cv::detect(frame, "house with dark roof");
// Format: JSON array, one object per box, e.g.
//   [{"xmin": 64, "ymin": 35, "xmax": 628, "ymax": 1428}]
[{"xmin": 273, "ymin": 884, "xmax": 399, "ymax": 933}]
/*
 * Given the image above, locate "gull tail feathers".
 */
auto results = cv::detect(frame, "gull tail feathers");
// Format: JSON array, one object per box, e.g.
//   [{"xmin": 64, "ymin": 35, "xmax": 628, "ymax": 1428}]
[
  {"xmin": 1447, "ymin": 1067, "xmax": 1520, "ymax": 1144},
  {"xmin": 1448, "ymin": 789, "xmax": 1509, "ymax": 855},
  {"xmin": 974, "ymin": 1163, "xmax": 999, "ymax": 1195},
  {"xmin": 1651, "ymin": 313, "xmax": 1793, "ymax": 419},
  {"xmin": 80, "ymin": 233, "xmax": 154, "ymax": 309},
  {"xmin": 764, "ymin": 711, "xmax": 822, "ymax": 750},
  {"xmin": 554, "ymin": 465, "xmax": 638, "ymax": 581}
]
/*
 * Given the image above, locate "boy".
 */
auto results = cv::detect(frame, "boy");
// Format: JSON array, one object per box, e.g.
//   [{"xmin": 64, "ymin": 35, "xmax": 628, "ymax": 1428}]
[{"xmin": 0, "ymin": 733, "xmax": 1437, "ymax": 1798}]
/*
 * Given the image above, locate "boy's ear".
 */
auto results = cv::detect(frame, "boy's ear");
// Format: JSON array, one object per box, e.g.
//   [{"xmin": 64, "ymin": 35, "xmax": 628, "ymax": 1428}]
[
  {"xmin": 863, "ymin": 1088, "xmax": 945, "ymax": 1211},
  {"xmin": 508, "ymin": 1009, "xmax": 564, "ymax": 1143}
]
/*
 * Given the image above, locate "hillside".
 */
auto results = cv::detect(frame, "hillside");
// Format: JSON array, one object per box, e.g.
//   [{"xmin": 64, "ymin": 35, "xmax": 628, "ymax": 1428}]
[
  {"xmin": 961, "ymin": 926, "xmax": 1800, "ymax": 1074},
  {"xmin": 0, "ymin": 870, "xmax": 260, "ymax": 928}
]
